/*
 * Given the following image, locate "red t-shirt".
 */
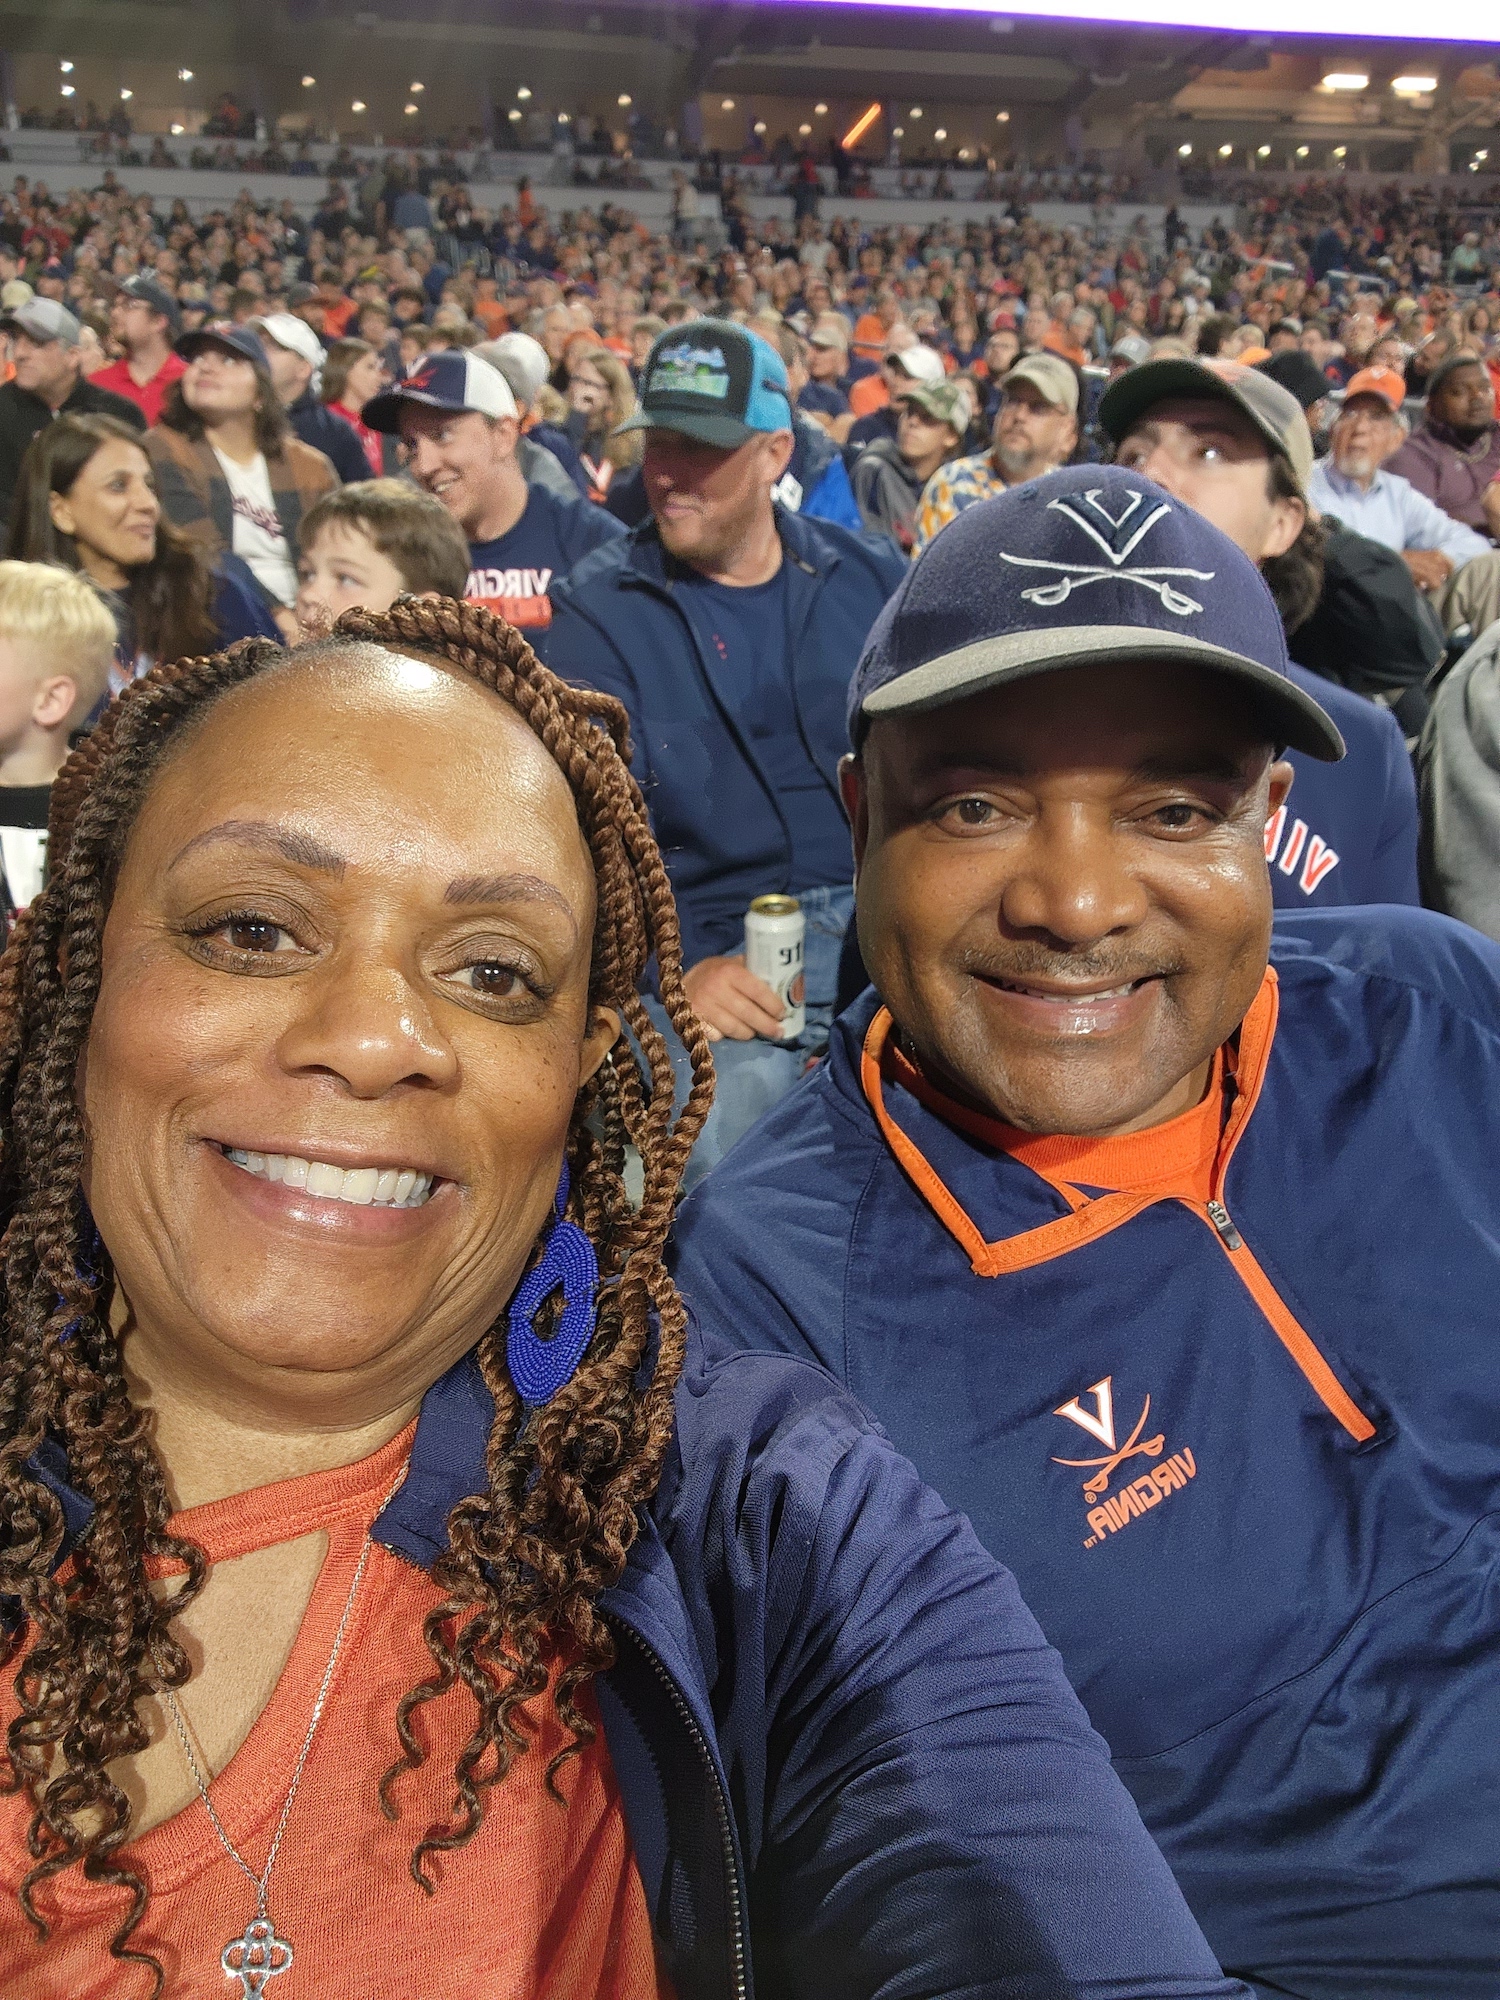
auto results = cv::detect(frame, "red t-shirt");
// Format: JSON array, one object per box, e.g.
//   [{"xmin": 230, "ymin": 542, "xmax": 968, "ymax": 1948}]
[
  {"xmin": 88, "ymin": 352, "xmax": 187, "ymax": 427},
  {"xmin": 0, "ymin": 1425, "xmax": 667, "ymax": 1998}
]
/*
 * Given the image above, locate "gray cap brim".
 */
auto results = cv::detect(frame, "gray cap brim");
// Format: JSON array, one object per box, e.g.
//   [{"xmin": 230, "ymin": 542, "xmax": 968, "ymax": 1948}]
[
  {"xmin": 860, "ymin": 625, "xmax": 1345, "ymax": 762},
  {"xmin": 615, "ymin": 409, "xmax": 757, "ymax": 448}
]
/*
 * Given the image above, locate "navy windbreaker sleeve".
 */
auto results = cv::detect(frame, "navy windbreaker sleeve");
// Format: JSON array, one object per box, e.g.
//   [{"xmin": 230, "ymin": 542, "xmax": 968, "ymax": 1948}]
[
  {"xmin": 673, "ymin": 1352, "xmax": 1249, "ymax": 1998},
  {"xmin": 1367, "ymin": 700, "xmax": 1421, "ymax": 906}
]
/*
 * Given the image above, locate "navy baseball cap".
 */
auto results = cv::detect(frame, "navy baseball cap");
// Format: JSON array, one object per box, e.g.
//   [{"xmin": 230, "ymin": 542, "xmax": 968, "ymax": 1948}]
[
  {"xmin": 118, "ymin": 273, "xmax": 181, "ymax": 332},
  {"xmin": 617, "ymin": 318, "xmax": 792, "ymax": 448},
  {"xmin": 176, "ymin": 323, "xmax": 270, "ymax": 370},
  {"xmin": 849, "ymin": 464, "xmax": 1344, "ymax": 762},
  {"xmin": 363, "ymin": 348, "xmax": 516, "ymax": 433}
]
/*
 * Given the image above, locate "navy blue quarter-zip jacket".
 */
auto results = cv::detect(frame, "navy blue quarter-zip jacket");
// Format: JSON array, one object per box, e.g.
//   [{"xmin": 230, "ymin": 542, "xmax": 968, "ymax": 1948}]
[
  {"xmin": 672, "ymin": 907, "xmax": 1500, "ymax": 1998},
  {"xmin": 543, "ymin": 509, "xmax": 904, "ymax": 969},
  {"xmin": 20, "ymin": 1331, "xmax": 1247, "ymax": 2000}
]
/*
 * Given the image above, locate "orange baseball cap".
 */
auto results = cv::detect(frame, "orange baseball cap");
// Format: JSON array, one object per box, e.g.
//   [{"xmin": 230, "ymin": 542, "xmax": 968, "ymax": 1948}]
[{"xmin": 1342, "ymin": 366, "xmax": 1405, "ymax": 413}]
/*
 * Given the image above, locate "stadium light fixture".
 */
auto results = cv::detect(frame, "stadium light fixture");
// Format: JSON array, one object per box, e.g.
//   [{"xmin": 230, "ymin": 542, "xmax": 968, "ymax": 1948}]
[
  {"xmin": 754, "ymin": 119, "xmax": 767, "ymax": 134},
  {"xmin": 60, "ymin": 85, "xmax": 75, "ymax": 98},
  {"xmin": 1391, "ymin": 75, "xmax": 1437, "ymax": 95},
  {"xmin": 910, "ymin": 106, "xmax": 924, "ymax": 118},
  {"xmin": 996, "ymin": 109, "xmax": 1010, "ymax": 121},
  {"xmin": 410, "ymin": 81, "xmax": 424, "ymax": 92},
  {"xmin": 351, "ymin": 100, "xmax": 366, "ymax": 113},
  {"xmin": 1478, "ymin": 149, "xmax": 1491, "ymax": 161},
  {"xmin": 1321, "ymin": 73, "xmax": 1368, "ymax": 91},
  {"xmin": 815, "ymin": 102, "xmax": 828, "ymax": 115},
  {"xmin": 517, "ymin": 86, "xmax": 532, "ymax": 100},
  {"xmin": 842, "ymin": 101, "xmax": 882, "ymax": 147},
  {"xmin": 798, "ymin": 122, "xmax": 812, "ymax": 135},
  {"xmin": 721, "ymin": 97, "xmax": 735, "ymax": 110},
  {"xmin": 1218, "ymin": 143, "xmax": 1232, "ymax": 156},
  {"xmin": 1257, "ymin": 144, "xmax": 1271, "ymax": 156},
  {"xmin": 893, "ymin": 125, "xmax": 905, "ymax": 137},
  {"xmin": 1296, "ymin": 144, "xmax": 1310, "ymax": 156},
  {"xmin": 119, "ymin": 88, "xmax": 133, "ymax": 100},
  {"xmin": 1177, "ymin": 142, "xmax": 1192, "ymax": 156},
  {"xmin": 302, "ymin": 75, "xmax": 316, "ymax": 88},
  {"xmin": 404, "ymin": 104, "xmax": 418, "ymax": 115},
  {"xmin": 618, "ymin": 93, "xmax": 632, "ymax": 106},
  {"xmin": 1332, "ymin": 144, "xmax": 1347, "ymax": 158},
  {"xmin": 508, "ymin": 108, "xmax": 522, "ymax": 121},
  {"xmin": 59, "ymin": 60, "xmax": 74, "ymax": 73},
  {"xmin": 178, "ymin": 68, "xmax": 193, "ymax": 81},
  {"xmin": 934, "ymin": 125, "xmax": 947, "ymax": 140}
]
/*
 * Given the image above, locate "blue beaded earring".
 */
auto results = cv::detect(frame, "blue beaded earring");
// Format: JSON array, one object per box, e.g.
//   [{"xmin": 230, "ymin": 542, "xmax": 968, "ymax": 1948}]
[{"xmin": 506, "ymin": 1164, "xmax": 600, "ymax": 1406}]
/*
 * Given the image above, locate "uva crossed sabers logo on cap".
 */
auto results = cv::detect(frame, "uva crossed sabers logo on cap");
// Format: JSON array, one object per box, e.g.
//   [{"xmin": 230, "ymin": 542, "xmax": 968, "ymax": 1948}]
[{"xmin": 1001, "ymin": 489, "xmax": 1215, "ymax": 618}]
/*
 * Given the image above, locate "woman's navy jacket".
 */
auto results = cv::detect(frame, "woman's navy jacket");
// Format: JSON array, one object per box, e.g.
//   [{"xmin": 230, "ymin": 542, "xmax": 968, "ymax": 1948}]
[{"xmin": 24, "ymin": 1328, "xmax": 1247, "ymax": 2000}]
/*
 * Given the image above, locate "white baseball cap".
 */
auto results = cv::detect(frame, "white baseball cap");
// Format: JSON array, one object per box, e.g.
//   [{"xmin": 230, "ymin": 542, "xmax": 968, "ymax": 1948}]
[
  {"xmin": 479, "ymin": 331, "xmax": 550, "ymax": 411},
  {"xmin": 252, "ymin": 312, "xmax": 326, "ymax": 378},
  {"xmin": 892, "ymin": 344, "xmax": 946, "ymax": 386}
]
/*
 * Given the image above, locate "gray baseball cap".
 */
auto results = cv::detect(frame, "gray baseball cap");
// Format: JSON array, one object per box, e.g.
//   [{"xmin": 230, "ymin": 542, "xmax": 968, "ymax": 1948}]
[
  {"xmin": 1100, "ymin": 356, "xmax": 1314, "ymax": 495},
  {"xmin": 0, "ymin": 297, "xmax": 81, "ymax": 348}
]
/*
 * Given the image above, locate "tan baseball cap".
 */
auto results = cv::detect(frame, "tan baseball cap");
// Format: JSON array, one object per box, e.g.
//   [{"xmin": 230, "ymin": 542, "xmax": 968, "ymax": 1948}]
[
  {"xmin": 1099, "ymin": 356, "xmax": 1314, "ymax": 495},
  {"xmin": 1002, "ymin": 351, "xmax": 1080, "ymax": 418}
]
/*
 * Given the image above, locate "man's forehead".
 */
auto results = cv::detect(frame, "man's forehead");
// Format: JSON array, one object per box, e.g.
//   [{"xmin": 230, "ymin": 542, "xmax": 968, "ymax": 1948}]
[{"xmin": 1125, "ymin": 395, "xmax": 1266, "ymax": 445}]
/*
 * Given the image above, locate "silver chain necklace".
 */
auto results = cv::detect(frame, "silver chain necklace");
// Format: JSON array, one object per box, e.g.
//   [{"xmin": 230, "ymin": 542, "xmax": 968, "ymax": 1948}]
[{"xmin": 160, "ymin": 1478, "xmax": 398, "ymax": 1997}]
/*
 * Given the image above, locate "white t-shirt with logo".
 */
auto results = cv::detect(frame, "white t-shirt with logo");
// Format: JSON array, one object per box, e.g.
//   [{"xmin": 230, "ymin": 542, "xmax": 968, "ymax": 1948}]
[{"xmin": 212, "ymin": 447, "xmax": 297, "ymax": 606}]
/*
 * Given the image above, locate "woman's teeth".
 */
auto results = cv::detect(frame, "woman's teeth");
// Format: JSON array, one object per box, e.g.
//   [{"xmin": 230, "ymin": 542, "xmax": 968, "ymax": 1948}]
[{"xmin": 223, "ymin": 1148, "xmax": 433, "ymax": 1207}]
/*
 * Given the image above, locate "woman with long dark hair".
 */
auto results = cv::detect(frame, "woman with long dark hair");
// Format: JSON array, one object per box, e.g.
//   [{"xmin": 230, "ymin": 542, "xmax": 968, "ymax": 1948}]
[
  {"xmin": 144, "ymin": 324, "xmax": 336, "ymax": 638},
  {"xmin": 320, "ymin": 337, "xmax": 388, "ymax": 476},
  {"xmin": 0, "ymin": 601, "xmax": 1240, "ymax": 2000},
  {"xmin": 7, "ymin": 413, "xmax": 276, "ymax": 694}
]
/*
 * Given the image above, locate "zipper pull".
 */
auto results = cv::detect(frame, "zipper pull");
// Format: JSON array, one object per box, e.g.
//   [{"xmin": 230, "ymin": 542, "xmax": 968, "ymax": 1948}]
[{"xmin": 1206, "ymin": 1199, "xmax": 1244, "ymax": 1250}]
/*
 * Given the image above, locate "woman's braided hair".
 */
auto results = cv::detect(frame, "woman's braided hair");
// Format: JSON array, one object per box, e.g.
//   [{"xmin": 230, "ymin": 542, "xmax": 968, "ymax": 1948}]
[{"xmin": 0, "ymin": 598, "xmax": 713, "ymax": 1988}]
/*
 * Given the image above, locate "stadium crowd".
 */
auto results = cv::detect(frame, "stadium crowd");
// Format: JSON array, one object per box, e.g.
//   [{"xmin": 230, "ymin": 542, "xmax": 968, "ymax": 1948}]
[{"xmin": 0, "ymin": 140, "xmax": 1498, "ymax": 1999}]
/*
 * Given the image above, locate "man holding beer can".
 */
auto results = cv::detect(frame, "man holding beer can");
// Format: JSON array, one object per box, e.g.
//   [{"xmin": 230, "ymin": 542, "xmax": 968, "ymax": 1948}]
[{"xmin": 546, "ymin": 319, "xmax": 904, "ymax": 1180}]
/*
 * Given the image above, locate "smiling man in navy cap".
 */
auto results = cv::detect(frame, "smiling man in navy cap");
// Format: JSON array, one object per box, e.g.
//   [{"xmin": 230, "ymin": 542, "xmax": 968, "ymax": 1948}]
[{"xmin": 674, "ymin": 463, "xmax": 1500, "ymax": 1997}]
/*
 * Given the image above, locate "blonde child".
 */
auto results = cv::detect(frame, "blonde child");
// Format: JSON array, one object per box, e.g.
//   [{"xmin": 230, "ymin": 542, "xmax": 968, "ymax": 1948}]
[{"xmin": 0, "ymin": 560, "xmax": 115, "ymax": 926}]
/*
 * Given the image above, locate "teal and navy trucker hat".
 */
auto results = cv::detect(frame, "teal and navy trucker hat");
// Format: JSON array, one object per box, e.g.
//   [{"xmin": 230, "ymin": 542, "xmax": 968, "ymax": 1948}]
[{"xmin": 618, "ymin": 318, "xmax": 792, "ymax": 448}]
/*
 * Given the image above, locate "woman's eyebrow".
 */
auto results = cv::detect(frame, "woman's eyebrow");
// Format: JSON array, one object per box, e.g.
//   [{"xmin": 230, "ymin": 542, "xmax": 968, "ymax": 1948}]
[
  {"xmin": 167, "ymin": 820, "xmax": 346, "ymax": 876},
  {"xmin": 444, "ymin": 873, "xmax": 579, "ymax": 937}
]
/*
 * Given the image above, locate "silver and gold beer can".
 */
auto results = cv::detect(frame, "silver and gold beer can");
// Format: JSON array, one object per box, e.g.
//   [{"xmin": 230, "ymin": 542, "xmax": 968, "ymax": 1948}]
[{"xmin": 745, "ymin": 894, "xmax": 805, "ymax": 1041}]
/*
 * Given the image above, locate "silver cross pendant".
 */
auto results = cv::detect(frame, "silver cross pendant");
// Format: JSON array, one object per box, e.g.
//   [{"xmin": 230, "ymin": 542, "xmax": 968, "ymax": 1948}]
[{"xmin": 221, "ymin": 1913, "xmax": 294, "ymax": 1996}]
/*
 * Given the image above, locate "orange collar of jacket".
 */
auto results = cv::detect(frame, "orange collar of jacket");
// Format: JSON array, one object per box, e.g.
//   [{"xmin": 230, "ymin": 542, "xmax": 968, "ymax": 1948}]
[{"xmin": 859, "ymin": 971, "xmax": 1280, "ymax": 1280}]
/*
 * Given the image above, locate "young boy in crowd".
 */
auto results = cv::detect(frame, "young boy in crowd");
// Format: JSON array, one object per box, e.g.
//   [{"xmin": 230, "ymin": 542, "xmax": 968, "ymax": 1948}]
[
  {"xmin": 293, "ymin": 478, "xmax": 472, "ymax": 628},
  {"xmin": 0, "ymin": 560, "xmax": 115, "ymax": 928}
]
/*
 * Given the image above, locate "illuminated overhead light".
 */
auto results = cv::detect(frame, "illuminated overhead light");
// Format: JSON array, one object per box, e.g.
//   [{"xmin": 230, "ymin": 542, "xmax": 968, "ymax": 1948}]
[
  {"xmin": 558, "ymin": 111, "xmax": 571, "ymax": 122},
  {"xmin": 1321, "ymin": 72, "xmax": 1368, "ymax": 91},
  {"xmin": 1218, "ymin": 143, "xmax": 1232, "ymax": 157},
  {"xmin": 893, "ymin": 126, "xmax": 905, "ymax": 138},
  {"xmin": 721, "ymin": 97, "xmax": 735, "ymax": 110},
  {"xmin": 1178, "ymin": 142, "xmax": 1192, "ymax": 156},
  {"xmin": 1391, "ymin": 75, "xmax": 1437, "ymax": 95},
  {"xmin": 409, "ymin": 80, "xmax": 424, "ymax": 92},
  {"xmin": 996, "ymin": 109, "xmax": 1010, "ymax": 121},
  {"xmin": 798, "ymin": 122, "xmax": 812, "ymax": 135},
  {"xmin": 178, "ymin": 67, "xmax": 193, "ymax": 81},
  {"xmin": 60, "ymin": 85, "xmax": 75, "ymax": 98},
  {"xmin": 351, "ymin": 100, "xmax": 366, "ymax": 113},
  {"xmin": 516, "ymin": 86, "xmax": 532, "ymax": 100},
  {"xmin": 301, "ymin": 75, "xmax": 316, "ymax": 87},
  {"xmin": 1332, "ymin": 145, "xmax": 1347, "ymax": 158},
  {"xmin": 1257, "ymin": 144, "xmax": 1271, "ymax": 156},
  {"xmin": 617, "ymin": 93, "xmax": 632, "ymax": 107},
  {"xmin": 909, "ymin": 106, "xmax": 923, "ymax": 118},
  {"xmin": 508, "ymin": 108, "xmax": 522, "ymax": 121},
  {"xmin": 753, "ymin": 119, "xmax": 767, "ymax": 134},
  {"xmin": 170, "ymin": 121, "xmax": 184, "ymax": 134},
  {"xmin": 1478, "ymin": 148, "xmax": 1491, "ymax": 161},
  {"xmin": 59, "ymin": 60, "xmax": 74, "ymax": 73},
  {"xmin": 1296, "ymin": 144, "xmax": 1309, "ymax": 157},
  {"xmin": 842, "ymin": 101, "xmax": 881, "ymax": 148},
  {"xmin": 119, "ymin": 88, "xmax": 133, "ymax": 101},
  {"xmin": 404, "ymin": 103, "xmax": 418, "ymax": 115},
  {"xmin": 815, "ymin": 102, "xmax": 828, "ymax": 115},
  {"xmin": 934, "ymin": 126, "xmax": 947, "ymax": 140}
]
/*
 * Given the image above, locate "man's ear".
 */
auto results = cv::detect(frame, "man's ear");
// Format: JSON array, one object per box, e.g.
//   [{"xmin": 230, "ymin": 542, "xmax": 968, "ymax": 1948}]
[
  {"xmin": 839, "ymin": 752, "xmax": 869, "ymax": 872},
  {"xmin": 1261, "ymin": 493, "xmax": 1306, "ymax": 562},
  {"xmin": 1267, "ymin": 758, "xmax": 1295, "ymax": 816},
  {"xmin": 767, "ymin": 428, "xmax": 795, "ymax": 483}
]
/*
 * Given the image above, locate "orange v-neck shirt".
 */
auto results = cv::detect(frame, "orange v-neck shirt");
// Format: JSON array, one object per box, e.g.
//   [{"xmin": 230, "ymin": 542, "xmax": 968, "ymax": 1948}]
[{"xmin": 0, "ymin": 1428, "xmax": 667, "ymax": 1999}]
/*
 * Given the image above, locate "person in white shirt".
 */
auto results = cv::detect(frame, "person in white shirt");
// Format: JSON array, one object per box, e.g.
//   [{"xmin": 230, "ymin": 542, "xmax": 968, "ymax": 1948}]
[
  {"xmin": 144, "ymin": 324, "xmax": 338, "ymax": 641},
  {"xmin": 1308, "ymin": 365, "xmax": 1500, "ymax": 638}
]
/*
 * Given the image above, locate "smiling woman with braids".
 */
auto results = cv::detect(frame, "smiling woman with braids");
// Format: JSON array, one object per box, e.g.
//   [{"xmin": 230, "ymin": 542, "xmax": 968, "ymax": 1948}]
[{"xmin": 0, "ymin": 600, "xmax": 1246, "ymax": 2000}]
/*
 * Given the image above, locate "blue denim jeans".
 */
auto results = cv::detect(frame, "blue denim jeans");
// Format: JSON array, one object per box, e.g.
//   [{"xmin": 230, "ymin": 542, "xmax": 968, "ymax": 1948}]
[{"xmin": 644, "ymin": 883, "xmax": 855, "ymax": 1191}]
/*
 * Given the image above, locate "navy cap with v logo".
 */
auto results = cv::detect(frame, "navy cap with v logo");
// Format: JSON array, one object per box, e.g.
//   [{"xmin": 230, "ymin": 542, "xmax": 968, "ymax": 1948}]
[{"xmin": 850, "ymin": 464, "xmax": 1344, "ymax": 761}]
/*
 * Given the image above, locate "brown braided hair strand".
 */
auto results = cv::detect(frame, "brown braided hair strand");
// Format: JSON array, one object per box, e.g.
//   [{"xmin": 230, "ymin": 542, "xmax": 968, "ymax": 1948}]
[{"xmin": 0, "ymin": 599, "xmax": 714, "ymax": 1988}]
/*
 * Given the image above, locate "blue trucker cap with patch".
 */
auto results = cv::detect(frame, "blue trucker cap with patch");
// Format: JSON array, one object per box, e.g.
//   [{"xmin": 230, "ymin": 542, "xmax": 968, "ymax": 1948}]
[
  {"xmin": 849, "ymin": 463, "xmax": 1344, "ymax": 762},
  {"xmin": 617, "ymin": 318, "xmax": 792, "ymax": 448}
]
